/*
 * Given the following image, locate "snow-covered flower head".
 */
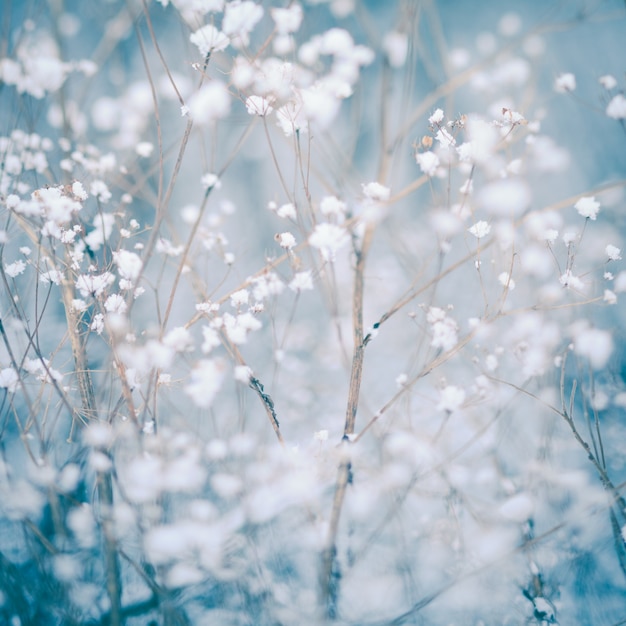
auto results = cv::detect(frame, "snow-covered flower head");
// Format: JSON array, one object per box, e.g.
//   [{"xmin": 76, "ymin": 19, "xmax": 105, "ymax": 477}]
[{"xmin": 308, "ymin": 223, "xmax": 350, "ymax": 262}]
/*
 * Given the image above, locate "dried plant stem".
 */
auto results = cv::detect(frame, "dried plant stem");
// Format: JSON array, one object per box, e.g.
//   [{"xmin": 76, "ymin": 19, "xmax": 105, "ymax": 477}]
[
  {"xmin": 320, "ymin": 222, "xmax": 375, "ymax": 615},
  {"xmin": 60, "ymin": 276, "xmax": 122, "ymax": 624}
]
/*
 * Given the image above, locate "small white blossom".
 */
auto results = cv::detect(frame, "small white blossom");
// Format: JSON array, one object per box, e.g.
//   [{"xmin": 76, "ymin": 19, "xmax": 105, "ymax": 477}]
[
  {"xmin": 276, "ymin": 232, "xmax": 297, "ymax": 249},
  {"xmin": 76, "ymin": 272, "xmax": 115, "ymax": 297},
  {"xmin": 320, "ymin": 195, "xmax": 347, "ymax": 218},
  {"xmin": 415, "ymin": 151, "xmax": 440, "ymax": 177},
  {"xmin": 314, "ymin": 429, "xmax": 329, "ymax": 442},
  {"xmin": 234, "ymin": 365, "xmax": 253, "ymax": 383},
  {"xmin": 114, "ymin": 250, "xmax": 143, "ymax": 281},
  {"xmin": 599, "ymin": 75, "xmax": 617, "ymax": 90},
  {"xmin": 189, "ymin": 24, "xmax": 229, "ymax": 57},
  {"xmin": 201, "ymin": 173, "xmax": 221, "ymax": 189},
  {"xmin": 429, "ymin": 108, "xmax": 445, "ymax": 125},
  {"xmin": 230, "ymin": 289, "xmax": 249, "ymax": 308},
  {"xmin": 288, "ymin": 270, "xmax": 314, "ymax": 292},
  {"xmin": 498, "ymin": 272, "xmax": 515, "ymax": 290},
  {"xmin": 606, "ymin": 244, "xmax": 622, "ymax": 261},
  {"xmin": 188, "ymin": 82, "xmax": 230, "ymax": 125},
  {"xmin": 606, "ymin": 94, "xmax": 626, "ymax": 119},
  {"xmin": 271, "ymin": 4, "xmax": 303, "ymax": 34},
  {"xmin": 91, "ymin": 313, "xmax": 105, "ymax": 334},
  {"xmin": 222, "ymin": 0, "xmax": 264, "ymax": 47},
  {"xmin": 185, "ymin": 359, "xmax": 225, "ymax": 408},
  {"xmin": 560, "ymin": 270, "xmax": 585, "ymax": 291},
  {"xmin": 0, "ymin": 367, "xmax": 19, "ymax": 393},
  {"xmin": 245, "ymin": 95, "xmax": 274, "ymax": 116},
  {"xmin": 554, "ymin": 72, "xmax": 576, "ymax": 92},
  {"xmin": 427, "ymin": 307, "xmax": 458, "ymax": 351},
  {"xmin": 5, "ymin": 260, "xmax": 26, "ymax": 277},
  {"xmin": 71, "ymin": 181, "xmax": 88, "ymax": 200},
  {"xmin": 135, "ymin": 142, "xmax": 154, "ymax": 158},
  {"xmin": 435, "ymin": 127, "xmax": 456, "ymax": 147},
  {"xmin": 276, "ymin": 202, "xmax": 296, "ymax": 219},
  {"xmin": 104, "ymin": 294, "xmax": 127, "ymax": 314},
  {"xmin": 309, "ymin": 223, "xmax": 350, "ymax": 262},
  {"xmin": 382, "ymin": 31, "xmax": 408, "ymax": 68},
  {"xmin": 437, "ymin": 385, "xmax": 466, "ymax": 412},
  {"xmin": 574, "ymin": 196, "xmax": 600, "ymax": 220},
  {"xmin": 468, "ymin": 220, "xmax": 491, "ymax": 239},
  {"xmin": 362, "ymin": 181, "xmax": 390, "ymax": 201},
  {"xmin": 163, "ymin": 326, "xmax": 194, "ymax": 352}
]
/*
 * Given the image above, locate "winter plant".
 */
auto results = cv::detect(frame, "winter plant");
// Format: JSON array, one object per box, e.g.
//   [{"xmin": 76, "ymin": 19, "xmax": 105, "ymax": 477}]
[{"xmin": 1, "ymin": 0, "xmax": 626, "ymax": 624}]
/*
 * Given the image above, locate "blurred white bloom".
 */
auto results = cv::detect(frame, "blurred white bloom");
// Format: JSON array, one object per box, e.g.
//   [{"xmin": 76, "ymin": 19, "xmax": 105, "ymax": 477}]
[
  {"xmin": 362, "ymin": 181, "xmax": 390, "ymax": 201},
  {"xmin": 573, "ymin": 326, "xmax": 613, "ymax": 369},
  {"xmin": 188, "ymin": 82, "xmax": 231, "ymax": 125},
  {"xmin": 498, "ymin": 13, "xmax": 522, "ymax": 36},
  {"xmin": 201, "ymin": 326, "xmax": 221, "ymax": 354},
  {"xmin": 437, "ymin": 385, "xmax": 466, "ymax": 412},
  {"xmin": 230, "ymin": 289, "xmax": 249, "ymax": 307},
  {"xmin": 606, "ymin": 94, "xmax": 626, "ymax": 119},
  {"xmin": 478, "ymin": 178, "xmax": 531, "ymax": 217},
  {"xmin": 5, "ymin": 260, "xmax": 26, "ymax": 277},
  {"xmin": 289, "ymin": 270, "xmax": 314, "ymax": 292},
  {"xmin": 314, "ymin": 429, "xmax": 329, "ymax": 441},
  {"xmin": 90, "ymin": 180, "xmax": 111, "ymax": 202},
  {"xmin": 320, "ymin": 195, "xmax": 347, "ymax": 218},
  {"xmin": 189, "ymin": 24, "xmax": 229, "ymax": 57},
  {"xmin": 574, "ymin": 196, "xmax": 600, "ymax": 220},
  {"xmin": 554, "ymin": 72, "xmax": 576, "ymax": 92},
  {"xmin": 222, "ymin": 0, "xmax": 264, "ymax": 47},
  {"xmin": 114, "ymin": 249, "xmax": 143, "ymax": 281},
  {"xmin": 163, "ymin": 326, "xmax": 194, "ymax": 352},
  {"xmin": 498, "ymin": 492, "xmax": 534, "ymax": 521},
  {"xmin": 201, "ymin": 172, "xmax": 221, "ymax": 189},
  {"xmin": 468, "ymin": 220, "xmax": 491, "ymax": 239},
  {"xmin": 383, "ymin": 31, "xmax": 408, "ymax": 68},
  {"xmin": 71, "ymin": 181, "xmax": 88, "ymax": 200},
  {"xmin": 606, "ymin": 244, "xmax": 622, "ymax": 260},
  {"xmin": 271, "ymin": 4, "xmax": 303, "ymax": 33},
  {"xmin": 559, "ymin": 270, "xmax": 585, "ymax": 291},
  {"xmin": 245, "ymin": 95, "xmax": 274, "ymax": 116},
  {"xmin": 429, "ymin": 108, "xmax": 444, "ymax": 125},
  {"xmin": 309, "ymin": 223, "xmax": 350, "ymax": 262},
  {"xmin": 104, "ymin": 293, "xmax": 127, "ymax": 314},
  {"xmin": 85, "ymin": 212, "xmax": 115, "ymax": 250},
  {"xmin": 234, "ymin": 365, "xmax": 253, "ymax": 383},
  {"xmin": 273, "ymin": 202, "xmax": 296, "ymax": 219},
  {"xmin": 276, "ymin": 232, "xmax": 296, "ymax": 249},
  {"xmin": 498, "ymin": 272, "xmax": 515, "ymax": 290},
  {"xmin": 0, "ymin": 367, "xmax": 19, "ymax": 393},
  {"xmin": 83, "ymin": 422, "xmax": 114, "ymax": 447},
  {"xmin": 75, "ymin": 272, "xmax": 115, "ymax": 297},
  {"xmin": 185, "ymin": 359, "xmax": 225, "ymax": 407},
  {"xmin": 91, "ymin": 313, "xmax": 105, "ymax": 335},
  {"xmin": 222, "ymin": 312, "xmax": 262, "ymax": 344},
  {"xmin": 156, "ymin": 238, "xmax": 184, "ymax": 257},
  {"xmin": 599, "ymin": 74, "xmax": 617, "ymax": 90},
  {"xmin": 435, "ymin": 127, "xmax": 456, "ymax": 148},
  {"xmin": 427, "ymin": 307, "xmax": 458, "ymax": 351},
  {"xmin": 415, "ymin": 151, "xmax": 440, "ymax": 176},
  {"xmin": 135, "ymin": 142, "xmax": 154, "ymax": 157}
]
